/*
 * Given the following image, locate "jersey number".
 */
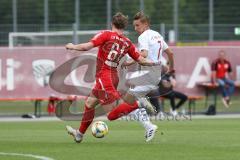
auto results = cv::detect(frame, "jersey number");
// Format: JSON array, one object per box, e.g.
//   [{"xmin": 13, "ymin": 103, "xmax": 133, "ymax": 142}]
[{"xmin": 107, "ymin": 43, "xmax": 125, "ymax": 63}]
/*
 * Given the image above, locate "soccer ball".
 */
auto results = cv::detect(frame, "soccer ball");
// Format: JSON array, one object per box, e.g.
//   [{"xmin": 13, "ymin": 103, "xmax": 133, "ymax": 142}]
[{"xmin": 91, "ymin": 121, "xmax": 108, "ymax": 138}]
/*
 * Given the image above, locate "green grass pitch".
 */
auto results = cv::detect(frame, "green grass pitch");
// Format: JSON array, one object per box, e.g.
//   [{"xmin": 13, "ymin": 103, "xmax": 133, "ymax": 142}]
[{"xmin": 0, "ymin": 119, "xmax": 240, "ymax": 160}]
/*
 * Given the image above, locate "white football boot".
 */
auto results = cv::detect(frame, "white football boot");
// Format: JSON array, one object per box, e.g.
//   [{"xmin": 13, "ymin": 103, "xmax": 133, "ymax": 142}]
[
  {"xmin": 145, "ymin": 124, "xmax": 158, "ymax": 142},
  {"xmin": 66, "ymin": 125, "xmax": 83, "ymax": 143}
]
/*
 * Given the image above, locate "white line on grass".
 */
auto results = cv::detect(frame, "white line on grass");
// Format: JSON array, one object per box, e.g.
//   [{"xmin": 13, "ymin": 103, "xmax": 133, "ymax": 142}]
[{"xmin": 0, "ymin": 152, "xmax": 55, "ymax": 160}]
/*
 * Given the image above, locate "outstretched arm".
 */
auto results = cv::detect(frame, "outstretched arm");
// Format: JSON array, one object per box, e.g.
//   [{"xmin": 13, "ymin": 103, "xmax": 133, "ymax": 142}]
[{"xmin": 65, "ymin": 42, "xmax": 94, "ymax": 51}]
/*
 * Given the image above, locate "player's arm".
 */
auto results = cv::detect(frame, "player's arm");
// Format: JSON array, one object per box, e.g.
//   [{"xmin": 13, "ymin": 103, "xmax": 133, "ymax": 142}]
[
  {"xmin": 122, "ymin": 55, "xmax": 152, "ymax": 67},
  {"xmin": 123, "ymin": 49, "xmax": 148, "ymax": 67},
  {"xmin": 65, "ymin": 42, "xmax": 94, "ymax": 51},
  {"xmin": 128, "ymin": 43, "xmax": 158, "ymax": 66},
  {"xmin": 140, "ymin": 49, "xmax": 148, "ymax": 58},
  {"xmin": 122, "ymin": 35, "xmax": 150, "ymax": 68},
  {"xmin": 137, "ymin": 56, "xmax": 159, "ymax": 66},
  {"xmin": 126, "ymin": 50, "xmax": 159, "ymax": 66},
  {"xmin": 65, "ymin": 31, "xmax": 108, "ymax": 51},
  {"xmin": 122, "ymin": 59, "xmax": 135, "ymax": 67},
  {"xmin": 164, "ymin": 48, "xmax": 174, "ymax": 73}
]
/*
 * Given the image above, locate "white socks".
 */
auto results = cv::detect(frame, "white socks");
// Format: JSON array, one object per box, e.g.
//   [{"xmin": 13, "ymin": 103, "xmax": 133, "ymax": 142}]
[{"xmin": 129, "ymin": 108, "xmax": 153, "ymax": 130}]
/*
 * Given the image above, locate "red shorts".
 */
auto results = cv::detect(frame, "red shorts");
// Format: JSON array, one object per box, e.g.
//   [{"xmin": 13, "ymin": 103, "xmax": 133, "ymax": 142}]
[{"xmin": 92, "ymin": 71, "xmax": 120, "ymax": 105}]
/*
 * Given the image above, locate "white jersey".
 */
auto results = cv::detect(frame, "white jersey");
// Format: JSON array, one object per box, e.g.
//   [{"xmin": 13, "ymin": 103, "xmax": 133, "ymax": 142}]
[
  {"xmin": 127, "ymin": 29, "xmax": 169, "ymax": 97},
  {"xmin": 138, "ymin": 29, "xmax": 168, "ymax": 63}
]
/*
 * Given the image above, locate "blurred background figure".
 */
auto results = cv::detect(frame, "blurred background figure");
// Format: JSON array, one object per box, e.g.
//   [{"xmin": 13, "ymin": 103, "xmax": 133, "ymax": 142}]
[
  {"xmin": 211, "ymin": 50, "xmax": 235, "ymax": 108},
  {"xmin": 47, "ymin": 96, "xmax": 56, "ymax": 116},
  {"xmin": 147, "ymin": 63, "xmax": 187, "ymax": 117}
]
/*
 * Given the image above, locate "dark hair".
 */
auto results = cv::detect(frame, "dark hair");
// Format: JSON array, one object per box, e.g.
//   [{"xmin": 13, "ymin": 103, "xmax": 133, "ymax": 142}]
[
  {"xmin": 112, "ymin": 12, "xmax": 128, "ymax": 29},
  {"xmin": 133, "ymin": 12, "xmax": 150, "ymax": 25}
]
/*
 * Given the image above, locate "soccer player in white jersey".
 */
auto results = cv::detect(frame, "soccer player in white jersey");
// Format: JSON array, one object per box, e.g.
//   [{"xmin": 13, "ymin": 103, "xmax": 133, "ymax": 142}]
[{"xmin": 123, "ymin": 12, "xmax": 174, "ymax": 142}]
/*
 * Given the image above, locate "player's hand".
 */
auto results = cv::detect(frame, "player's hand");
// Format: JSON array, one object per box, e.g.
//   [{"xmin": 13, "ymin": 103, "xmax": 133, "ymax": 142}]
[{"xmin": 65, "ymin": 43, "xmax": 75, "ymax": 50}]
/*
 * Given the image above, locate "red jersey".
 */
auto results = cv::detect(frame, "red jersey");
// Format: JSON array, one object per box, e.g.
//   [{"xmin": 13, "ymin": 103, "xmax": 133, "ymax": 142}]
[
  {"xmin": 211, "ymin": 59, "xmax": 232, "ymax": 79},
  {"xmin": 90, "ymin": 30, "xmax": 140, "ymax": 77}
]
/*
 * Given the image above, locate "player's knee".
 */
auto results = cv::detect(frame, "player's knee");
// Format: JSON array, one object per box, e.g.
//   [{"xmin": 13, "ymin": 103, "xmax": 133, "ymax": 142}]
[
  {"xmin": 106, "ymin": 93, "xmax": 120, "ymax": 105},
  {"xmin": 107, "ymin": 113, "xmax": 115, "ymax": 121},
  {"xmin": 85, "ymin": 97, "xmax": 98, "ymax": 108},
  {"xmin": 122, "ymin": 93, "xmax": 137, "ymax": 105}
]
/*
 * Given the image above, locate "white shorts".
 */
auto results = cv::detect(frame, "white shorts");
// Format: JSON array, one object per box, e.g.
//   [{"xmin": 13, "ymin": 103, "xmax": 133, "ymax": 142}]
[
  {"xmin": 125, "ymin": 66, "xmax": 162, "ymax": 97},
  {"xmin": 128, "ymin": 85, "xmax": 158, "ymax": 97}
]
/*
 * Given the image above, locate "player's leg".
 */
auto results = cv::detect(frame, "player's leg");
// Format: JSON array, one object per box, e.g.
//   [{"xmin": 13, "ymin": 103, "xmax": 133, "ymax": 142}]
[
  {"xmin": 129, "ymin": 107, "xmax": 153, "ymax": 128},
  {"xmin": 108, "ymin": 85, "xmax": 158, "ymax": 142},
  {"xmin": 107, "ymin": 94, "xmax": 158, "ymax": 142},
  {"xmin": 79, "ymin": 95, "xmax": 99, "ymax": 134},
  {"xmin": 105, "ymin": 95, "xmax": 151, "ymax": 127},
  {"xmin": 107, "ymin": 93, "xmax": 139, "ymax": 120},
  {"xmin": 130, "ymin": 97, "xmax": 158, "ymax": 142},
  {"xmin": 108, "ymin": 88, "xmax": 156, "ymax": 121},
  {"xmin": 66, "ymin": 93, "xmax": 99, "ymax": 143},
  {"xmin": 107, "ymin": 88, "xmax": 155, "ymax": 121},
  {"xmin": 128, "ymin": 106, "xmax": 158, "ymax": 142},
  {"xmin": 67, "ymin": 72, "xmax": 120, "ymax": 143}
]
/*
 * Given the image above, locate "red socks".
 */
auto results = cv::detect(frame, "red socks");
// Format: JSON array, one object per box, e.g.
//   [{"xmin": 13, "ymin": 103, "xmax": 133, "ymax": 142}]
[
  {"xmin": 79, "ymin": 101, "xmax": 138, "ymax": 133},
  {"xmin": 107, "ymin": 101, "xmax": 138, "ymax": 121},
  {"xmin": 79, "ymin": 105, "xmax": 95, "ymax": 134}
]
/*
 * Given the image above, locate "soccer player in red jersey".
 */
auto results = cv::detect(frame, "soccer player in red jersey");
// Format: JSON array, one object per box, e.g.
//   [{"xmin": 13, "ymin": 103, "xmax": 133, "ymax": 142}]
[{"xmin": 65, "ymin": 12, "xmax": 160, "ymax": 143}]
